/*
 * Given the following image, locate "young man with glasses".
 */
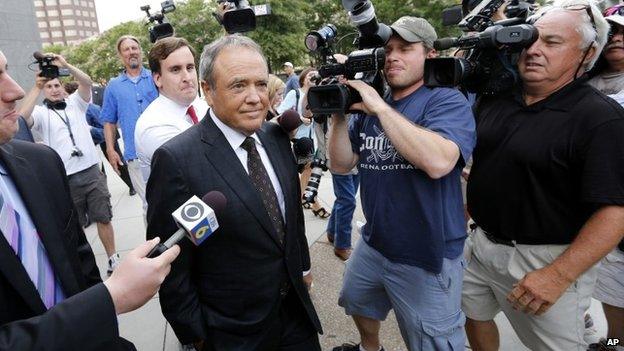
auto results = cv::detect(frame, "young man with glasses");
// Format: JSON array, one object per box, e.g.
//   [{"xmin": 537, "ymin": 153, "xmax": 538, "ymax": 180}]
[{"xmin": 463, "ymin": 1, "xmax": 624, "ymax": 350}]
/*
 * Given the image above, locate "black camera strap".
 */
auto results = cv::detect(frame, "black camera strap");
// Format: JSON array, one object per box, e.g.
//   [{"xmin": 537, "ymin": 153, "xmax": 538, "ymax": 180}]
[{"xmin": 49, "ymin": 108, "xmax": 79, "ymax": 149}]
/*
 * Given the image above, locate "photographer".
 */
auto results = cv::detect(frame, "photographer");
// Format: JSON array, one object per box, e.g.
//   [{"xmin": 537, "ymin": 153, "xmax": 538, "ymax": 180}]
[
  {"xmin": 328, "ymin": 17, "xmax": 475, "ymax": 351},
  {"xmin": 463, "ymin": 1, "xmax": 624, "ymax": 350},
  {"xmin": 18, "ymin": 53, "xmax": 121, "ymax": 276}
]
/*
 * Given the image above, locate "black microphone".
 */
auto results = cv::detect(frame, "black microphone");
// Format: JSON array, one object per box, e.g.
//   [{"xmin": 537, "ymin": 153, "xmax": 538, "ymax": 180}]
[
  {"xmin": 276, "ymin": 109, "xmax": 303, "ymax": 133},
  {"xmin": 147, "ymin": 191, "xmax": 227, "ymax": 258},
  {"xmin": 33, "ymin": 51, "xmax": 46, "ymax": 61}
]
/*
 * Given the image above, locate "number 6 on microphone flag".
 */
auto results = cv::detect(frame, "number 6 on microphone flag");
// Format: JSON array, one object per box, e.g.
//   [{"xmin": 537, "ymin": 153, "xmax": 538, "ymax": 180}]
[{"xmin": 172, "ymin": 195, "xmax": 220, "ymax": 245}]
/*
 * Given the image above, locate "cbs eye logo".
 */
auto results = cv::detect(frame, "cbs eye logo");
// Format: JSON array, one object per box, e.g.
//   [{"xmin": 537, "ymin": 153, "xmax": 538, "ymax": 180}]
[{"xmin": 180, "ymin": 202, "xmax": 205, "ymax": 222}]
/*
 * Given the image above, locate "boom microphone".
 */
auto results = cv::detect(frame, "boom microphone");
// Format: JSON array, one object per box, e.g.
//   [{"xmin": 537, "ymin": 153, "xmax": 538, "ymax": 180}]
[
  {"xmin": 147, "ymin": 191, "xmax": 227, "ymax": 258},
  {"xmin": 276, "ymin": 109, "xmax": 303, "ymax": 133}
]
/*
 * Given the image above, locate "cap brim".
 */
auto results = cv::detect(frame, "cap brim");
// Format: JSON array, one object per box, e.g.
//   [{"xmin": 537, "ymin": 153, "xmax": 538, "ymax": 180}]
[
  {"xmin": 390, "ymin": 26, "xmax": 423, "ymax": 44},
  {"xmin": 607, "ymin": 15, "xmax": 624, "ymax": 28}
]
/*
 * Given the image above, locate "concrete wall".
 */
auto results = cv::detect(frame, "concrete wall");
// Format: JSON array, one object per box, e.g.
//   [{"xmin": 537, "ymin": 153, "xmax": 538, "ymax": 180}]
[{"xmin": 0, "ymin": 0, "xmax": 43, "ymax": 90}]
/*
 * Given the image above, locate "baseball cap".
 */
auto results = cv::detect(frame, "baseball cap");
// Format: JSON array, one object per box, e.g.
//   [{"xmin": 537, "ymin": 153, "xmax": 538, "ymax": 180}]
[
  {"xmin": 390, "ymin": 16, "xmax": 437, "ymax": 47},
  {"xmin": 604, "ymin": 5, "xmax": 624, "ymax": 27},
  {"xmin": 283, "ymin": 62, "xmax": 294, "ymax": 68}
]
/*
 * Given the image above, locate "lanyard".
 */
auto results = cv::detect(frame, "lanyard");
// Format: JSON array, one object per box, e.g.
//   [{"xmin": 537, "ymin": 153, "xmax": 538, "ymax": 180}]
[{"xmin": 49, "ymin": 108, "xmax": 79, "ymax": 148}]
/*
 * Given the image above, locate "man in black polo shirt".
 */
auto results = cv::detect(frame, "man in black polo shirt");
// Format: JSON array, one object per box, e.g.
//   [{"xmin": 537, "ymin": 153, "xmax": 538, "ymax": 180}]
[{"xmin": 463, "ymin": 1, "xmax": 624, "ymax": 350}]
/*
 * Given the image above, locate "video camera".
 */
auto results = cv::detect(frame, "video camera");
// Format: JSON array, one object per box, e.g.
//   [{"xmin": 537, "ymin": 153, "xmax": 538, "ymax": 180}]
[
  {"xmin": 141, "ymin": 0, "xmax": 176, "ymax": 43},
  {"xmin": 214, "ymin": 0, "xmax": 271, "ymax": 34},
  {"xmin": 424, "ymin": 0, "xmax": 537, "ymax": 96},
  {"xmin": 33, "ymin": 52, "xmax": 70, "ymax": 79},
  {"xmin": 306, "ymin": 0, "xmax": 390, "ymax": 115}
]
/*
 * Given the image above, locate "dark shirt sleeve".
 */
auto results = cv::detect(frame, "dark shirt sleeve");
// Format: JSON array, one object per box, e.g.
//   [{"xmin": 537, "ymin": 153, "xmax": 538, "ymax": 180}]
[
  {"xmin": 581, "ymin": 118, "xmax": 624, "ymax": 205},
  {"xmin": 421, "ymin": 89, "xmax": 476, "ymax": 166},
  {"xmin": 0, "ymin": 283, "xmax": 123, "ymax": 351}
]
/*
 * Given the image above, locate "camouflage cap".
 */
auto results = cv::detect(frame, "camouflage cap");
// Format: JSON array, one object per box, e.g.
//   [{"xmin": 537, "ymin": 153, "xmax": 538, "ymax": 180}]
[{"xmin": 390, "ymin": 16, "xmax": 437, "ymax": 47}]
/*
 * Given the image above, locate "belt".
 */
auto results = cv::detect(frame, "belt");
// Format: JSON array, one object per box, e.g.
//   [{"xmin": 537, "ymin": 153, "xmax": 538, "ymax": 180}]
[{"xmin": 483, "ymin": 230, "xmax": 516, "ymax": 247}]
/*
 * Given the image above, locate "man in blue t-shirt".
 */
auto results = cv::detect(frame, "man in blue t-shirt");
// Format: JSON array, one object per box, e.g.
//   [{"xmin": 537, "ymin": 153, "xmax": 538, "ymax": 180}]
[
  {"xmin": 328, "ymin": 17, "xmax": 475, "ymax": 351},
  {"xmin": 101, "ymin": 35, "xmax": 158, "ymax": 205},
  {"xmin": 283, "ymin": 61, "xmax": 300, "ymax": 97}
]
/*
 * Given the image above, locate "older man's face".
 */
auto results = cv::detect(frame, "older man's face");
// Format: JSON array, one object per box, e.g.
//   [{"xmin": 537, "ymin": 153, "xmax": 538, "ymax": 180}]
[
  {"xmin": 519, "ymin": 10, "xmax": 593, "ymax": 90},
  {"xmin": 0, "ymin": 52, "xmax": 26, "ymax": 144},
  {"xmin": 203, "ymin": 47, "xmax": 269, "ymax": 136}
]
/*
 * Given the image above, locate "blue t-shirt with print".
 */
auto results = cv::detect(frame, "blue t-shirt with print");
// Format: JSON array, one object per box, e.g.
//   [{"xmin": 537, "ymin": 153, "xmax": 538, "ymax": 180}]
[{"xmin": 348, "ymin": 85, "xmax": 476, "ymax": 273}]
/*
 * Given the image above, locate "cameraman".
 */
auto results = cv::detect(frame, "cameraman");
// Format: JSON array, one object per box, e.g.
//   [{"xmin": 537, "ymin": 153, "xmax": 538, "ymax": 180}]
[
  {"xmin": 463, "ymin": 1, "xmax": 624, "ymax": 350},
  {"xmin": 328, "ymin": 17, "xmax": 476, "ymax": 351},
  {"xmin": 18, "ymin": 53, "xmax": 121, "ymax": 276}
]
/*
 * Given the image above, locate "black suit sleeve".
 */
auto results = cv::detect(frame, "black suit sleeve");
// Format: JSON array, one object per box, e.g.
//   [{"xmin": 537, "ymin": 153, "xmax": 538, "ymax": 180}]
[
  {"xmin": 0, "ymin": 283, "xmax": 127, "ymax": 351},
  {"xmin": 51, "ymin": 150, "xmax": 102, "ymax": 288},
  {"xmin": 146, "ymin": 146, "xmax": 206, "ymax": 344},
  {"xmin": 295, "ymin": 177, "xmax": 311, "ymax": 272}
]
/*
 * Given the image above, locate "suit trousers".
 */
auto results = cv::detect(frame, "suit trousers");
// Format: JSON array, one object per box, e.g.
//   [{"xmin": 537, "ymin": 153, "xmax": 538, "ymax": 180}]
[{"xmin": 202, "ymin": 289, "xmax": 320, "ymax": 351}]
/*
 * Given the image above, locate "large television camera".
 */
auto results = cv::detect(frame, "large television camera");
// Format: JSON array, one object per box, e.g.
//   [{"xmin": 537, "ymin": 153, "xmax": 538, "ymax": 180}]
[
  {"xmin": 141, "ymin": 0, "xmax": 176, "ymax": 43},
  {"xmin": 306, "ymin": 0, "xmax": 390, "ymax": 115},
  {"xmin": 214, "ymin": 0, "xmax": 271, "ymax": 34},
  {"xmin": 424, "ymin": 0, "xmax": 538, "ymax": 96}
]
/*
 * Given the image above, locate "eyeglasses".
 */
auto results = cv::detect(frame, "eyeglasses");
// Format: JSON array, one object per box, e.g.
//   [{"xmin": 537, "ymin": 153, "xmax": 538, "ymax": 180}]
[{"xmin": 564, "ymin": 4, "xmax": 597, "ymax": 34}]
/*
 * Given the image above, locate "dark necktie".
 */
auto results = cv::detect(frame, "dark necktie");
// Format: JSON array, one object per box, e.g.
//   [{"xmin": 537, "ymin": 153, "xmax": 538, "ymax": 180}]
[
  {"xmin": 240, "ymin": 137, "xmax": 285, "ymax": 244},
  {"xmin": 187, "ymin": 105, "xmax": 199, "ymax": 125}
]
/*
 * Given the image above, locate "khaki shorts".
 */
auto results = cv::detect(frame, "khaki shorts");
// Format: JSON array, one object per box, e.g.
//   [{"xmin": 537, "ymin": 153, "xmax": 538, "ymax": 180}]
[
  {"xmin": 594, "ymin": 249, "xmax": 624, "ymax": 308},
  {"xmin": 68, "ymin": 164, "xmax": 112, "ymax": 226},
  {"xmin": 462, "ymin": 227, "xmax": 598, "ymax": 351}
]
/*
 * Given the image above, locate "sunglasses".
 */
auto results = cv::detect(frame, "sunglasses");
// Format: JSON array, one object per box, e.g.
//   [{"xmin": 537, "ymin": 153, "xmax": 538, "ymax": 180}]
[{"xmin": 564, "ymin": 4, "xmax": 597, "ymax": 34}]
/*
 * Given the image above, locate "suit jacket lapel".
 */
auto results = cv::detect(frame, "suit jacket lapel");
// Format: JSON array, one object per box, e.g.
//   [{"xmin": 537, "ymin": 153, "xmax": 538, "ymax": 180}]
[
  {"xmin": 199, "ymin": 116, "xmax": 283, "ymax": 248},
  {"xmin": 0, "ymin": 143, "xmax": 81, "ymax": 306}
]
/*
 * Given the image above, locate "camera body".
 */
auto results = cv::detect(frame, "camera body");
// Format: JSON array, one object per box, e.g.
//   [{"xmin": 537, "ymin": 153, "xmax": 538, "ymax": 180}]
[
  {"xmin": 71, "ymin": 146, "xmax": 84, "ymax": 158},
  {"xmin": 306, "ymin": 0, "xmax": 390, "ymax": 115},
  {"xmin": 215, "ymin": 0, "xmax": 271, "ymax": 34},
  {"xmin": 33, "ymin": 52, "xmax": 69, "ymax": 79},
  {"xmin": 141, "ymin": 0, "xmax": 176, "ymax": 43},
  {"xmin": 424, "ymin": 0, "xmax": 537, "ymax": 96}
]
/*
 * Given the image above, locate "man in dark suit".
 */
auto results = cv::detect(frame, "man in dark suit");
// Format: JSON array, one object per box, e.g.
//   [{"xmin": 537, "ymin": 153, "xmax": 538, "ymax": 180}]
[
  {"xmin": 0, "ymin": 50, "xmax": 180, "ymax": 350},
  {"xmin": 146, "ymin": 35, "xmax": 322, "ymax": 351}
]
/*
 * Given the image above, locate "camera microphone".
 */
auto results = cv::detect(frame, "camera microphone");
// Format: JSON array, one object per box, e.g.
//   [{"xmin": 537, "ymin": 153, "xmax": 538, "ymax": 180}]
[
  {"xmin": 147, "ymin": 191, "xmax": 227, "ymax": 258},
  {"xmin": 276, "ymin": 109, "xmax": 303, "ymax": 133},
  {"xmin": 33, "ymin": 51, "xmax": 46, "ymax": 61}
]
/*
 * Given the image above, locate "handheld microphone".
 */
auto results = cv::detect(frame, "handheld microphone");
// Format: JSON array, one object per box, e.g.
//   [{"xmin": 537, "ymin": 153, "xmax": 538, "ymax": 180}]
[
  {"xmin": 147, "ymin": 191, "xmax": 227, "ymax": 258},
  {"xmin": 276, "ymin": 109, "xmax": 302, "ymax": 133}
]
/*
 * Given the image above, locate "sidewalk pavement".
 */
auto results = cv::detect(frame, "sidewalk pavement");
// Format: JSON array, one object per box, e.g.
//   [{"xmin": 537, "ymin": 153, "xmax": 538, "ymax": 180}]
[{"xmin": 85, "ymin": 160, "xmax": 608, "ymax": 350}]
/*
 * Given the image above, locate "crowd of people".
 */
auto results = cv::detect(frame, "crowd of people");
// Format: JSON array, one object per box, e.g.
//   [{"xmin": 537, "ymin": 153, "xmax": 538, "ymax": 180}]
[{"xmin": 1, "ymin": 0, "xmax": 623, "ymax": 350}]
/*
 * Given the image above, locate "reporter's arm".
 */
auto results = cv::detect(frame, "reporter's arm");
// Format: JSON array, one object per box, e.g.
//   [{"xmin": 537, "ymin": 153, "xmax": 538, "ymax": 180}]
[
  {"xmin": 327, "ymin": 113, "xmax": 358, "ymax": 174},
  {"xmin": 17, "ymin": 75, "xmax": 47, "ymax": 128}
]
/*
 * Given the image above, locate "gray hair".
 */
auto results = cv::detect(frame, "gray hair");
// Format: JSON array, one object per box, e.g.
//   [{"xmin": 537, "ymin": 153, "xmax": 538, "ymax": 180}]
[
  {"xmin": 199, "ymin": 34, "xmax": 267, "ymax": 89},
  {"xmin": 528, "ymin": 0, "xmax": 609, "ymax": 71}
]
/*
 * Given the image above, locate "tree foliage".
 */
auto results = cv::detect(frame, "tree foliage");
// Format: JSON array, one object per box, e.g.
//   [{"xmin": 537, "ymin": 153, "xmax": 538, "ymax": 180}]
[{"xmin": 48, "ymin": 0, "xmax": 459, "ymax": 81}]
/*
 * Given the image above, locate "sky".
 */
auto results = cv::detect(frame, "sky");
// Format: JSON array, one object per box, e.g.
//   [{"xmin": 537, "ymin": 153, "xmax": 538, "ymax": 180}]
[{"xmin": 94, "ymin": 0, "xmax": 176, "ymax": 32}]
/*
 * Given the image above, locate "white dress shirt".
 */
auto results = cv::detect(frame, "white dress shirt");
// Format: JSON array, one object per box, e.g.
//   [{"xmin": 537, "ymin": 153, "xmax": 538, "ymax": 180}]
[
  {"xmin": 135, "ymin": 94, "xmax": 208, "ymax": 183},
  {"xmin": 210, "ymin": 109, "xmax": 286, "ymax": 220},
  {"xmin": 31, "ymin": 92, "xmax": 100, "ymax": 176}
]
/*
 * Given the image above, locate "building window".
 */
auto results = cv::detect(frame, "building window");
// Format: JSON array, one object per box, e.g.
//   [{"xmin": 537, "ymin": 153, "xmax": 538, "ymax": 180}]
[
  {"xmin": 36, "ymin": 11, "xmax": 46, "ymax": 17},
  {"xmin": 51, "ymin": 31, "xmax": 63, "ymax": 38},
  {"xmin": 49, "ymin": 20, "xmax": 61, "ymax": 27},
  {"xmin": 66, "ymin": 29, "xmax": 77, "ymax": 36},
  {"xmin": 38, "ymin": 22, "xmax": 48, "ymax": 28},
  {"xmin": 61, "ymin": 9, "xmax": 74, "ymax": 16},
  {"xmin": 40, "ymin": 32, "xmax": 50, "ymax": 39},
  {"xmin": 84, "ymin": 21, "xmax": 91, "ymax": 28},
  {"xmin": 79, "ymin": 30, "xmax": 85, "ymax": 36},
  {"xmin": 88, "ymin": 1, "xmax": 94, "ymax": 8},
  {"xmin": 90, "ymin": 11, "xmax": 95, "ymax": 18},
  {"xmin": 77, "ymin": 20, "xmax": 83, "ymax": 26},
  {"xmin": 74, "ymin": 0, "xmax": 79, "ymax": 5},
  {"xmin": 60, "ymin": 0, "xmax": 72, "ymax": 4},
  {"xmin": 63, "ymin": 19, "xmax": 76, "ymax": 26},
  {"xmin": 45, "ymin": 0, "xmax": 58, "ymax": 5},
  {"xmin": 47, "ymin": 10, "xmax": 59, "ymax": 17},
  {"xmin": 92, "ymin": 21, "xmax": 97, "ymax": 29},
  {"xmin": 81, "ymin": 0, "xmax": 87, "ymax": 6},
  {"xmin": 34, "ymin": 1, "xmax": 44, "ymax": 6}
]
